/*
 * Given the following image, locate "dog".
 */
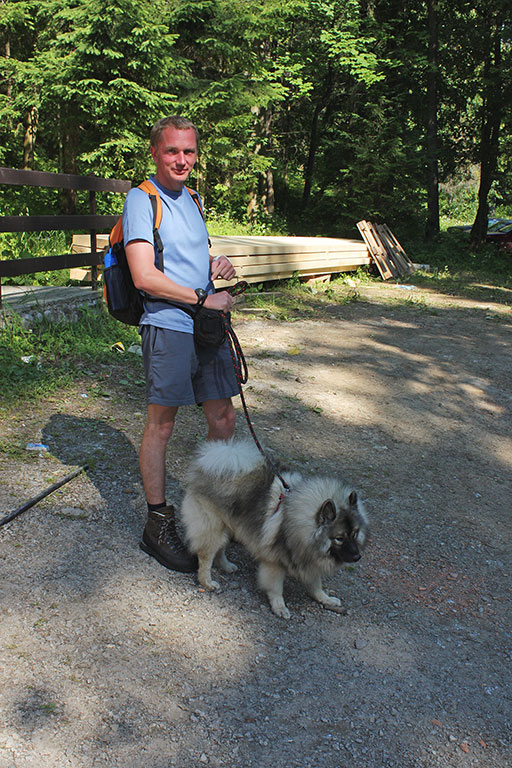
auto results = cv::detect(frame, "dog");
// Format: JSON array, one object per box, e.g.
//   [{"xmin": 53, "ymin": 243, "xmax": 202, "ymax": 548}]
[{"xmin": 180, "ymin": 440, "xmax": 368, "ymax": 618}]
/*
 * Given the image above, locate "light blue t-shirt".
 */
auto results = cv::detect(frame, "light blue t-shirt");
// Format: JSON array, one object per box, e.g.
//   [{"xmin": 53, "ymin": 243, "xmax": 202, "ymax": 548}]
[{"xmin": 122, "ymin": 176, "xmax": 212, "ymax": 332}]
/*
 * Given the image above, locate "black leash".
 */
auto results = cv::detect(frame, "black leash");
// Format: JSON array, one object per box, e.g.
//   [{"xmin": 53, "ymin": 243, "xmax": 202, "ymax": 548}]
[{"xmin": 223, "ymin": 282, "xmax": 291, "ymax": 500}]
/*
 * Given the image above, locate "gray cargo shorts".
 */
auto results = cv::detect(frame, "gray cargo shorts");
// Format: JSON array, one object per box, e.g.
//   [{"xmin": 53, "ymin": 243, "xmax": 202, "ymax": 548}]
[{"xmin": 140, "ymin": 324, "xmax": 239, "ymax": 407}]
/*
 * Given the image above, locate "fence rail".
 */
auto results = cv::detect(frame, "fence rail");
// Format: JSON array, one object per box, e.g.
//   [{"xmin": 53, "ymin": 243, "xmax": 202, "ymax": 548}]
[
  {"xmin": 0, "ymin": 167, "xmax": 130, "ymax": 305},
  {"xmin": 0, "ymin": 167, "xmax": 130, "ymax": 193}
]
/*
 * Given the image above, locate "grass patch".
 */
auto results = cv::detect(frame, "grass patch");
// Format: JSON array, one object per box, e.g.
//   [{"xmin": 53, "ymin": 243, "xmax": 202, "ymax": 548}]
[
  {"xmin": 405, "ymin": 230, "xmax": 512, "ymax": 301},
  {"xmin": 0, "ymin": 231, "xmax": 72, "ymax": 286},
  {"xmin": 0, "ymin": 305, "xmax": 141, "ymax": 404}
]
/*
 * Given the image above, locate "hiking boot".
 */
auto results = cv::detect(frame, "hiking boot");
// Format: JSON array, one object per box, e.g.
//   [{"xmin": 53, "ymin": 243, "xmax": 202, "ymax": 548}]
[{"xmin": 140, "ymin": 505, "xmax": 198, "ymax": 573}]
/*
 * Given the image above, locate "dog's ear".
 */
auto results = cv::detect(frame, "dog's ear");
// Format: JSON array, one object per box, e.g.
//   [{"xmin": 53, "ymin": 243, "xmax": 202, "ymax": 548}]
[
  {"xmin": 349, "ymin": 490, "xmax": 358, "ymax": 507},
  {"xmin": 317, "ymin": 499, "xmax": 336, "ymax": 525}
]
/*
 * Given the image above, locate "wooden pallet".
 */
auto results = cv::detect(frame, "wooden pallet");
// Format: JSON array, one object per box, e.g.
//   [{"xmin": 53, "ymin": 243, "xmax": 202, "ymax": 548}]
[{"xmin": 356, "ymin": 221, "xmax": 414, "ymax": 280}]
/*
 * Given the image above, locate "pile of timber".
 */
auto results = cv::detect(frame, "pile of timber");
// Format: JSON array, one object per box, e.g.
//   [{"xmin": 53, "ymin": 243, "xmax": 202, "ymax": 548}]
[
  {"xmin": 209, "ymin": 235, "xmax": 370, "ymax": 286},
  {"xmin": 72, "ymin": 228, "xmax": 415, "ymax": 286},
  {"xmin": 356, "ymin": 221, "xmax": 414, "ymax": 280},
  {"xmin": 71, "ymin": 233, "xmax": 371, "ymax": 286}
]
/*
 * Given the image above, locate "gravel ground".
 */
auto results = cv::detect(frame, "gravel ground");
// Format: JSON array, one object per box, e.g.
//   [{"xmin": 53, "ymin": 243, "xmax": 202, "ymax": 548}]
[{"xmin": 0, "ymin": 282, "xmax": 511, "ymax": 768}]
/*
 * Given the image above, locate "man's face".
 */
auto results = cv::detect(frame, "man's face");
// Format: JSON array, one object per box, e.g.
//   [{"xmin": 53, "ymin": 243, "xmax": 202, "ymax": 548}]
[{"xmin": 150, "ymin": 126, "xmax": 198, "ymax": 191}]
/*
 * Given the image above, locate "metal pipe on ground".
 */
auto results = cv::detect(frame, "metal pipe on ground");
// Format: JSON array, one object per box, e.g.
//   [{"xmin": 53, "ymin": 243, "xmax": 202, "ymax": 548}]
[{"xmin": 0, "ymin": 465, "xmax": 88, "ymax": 527}]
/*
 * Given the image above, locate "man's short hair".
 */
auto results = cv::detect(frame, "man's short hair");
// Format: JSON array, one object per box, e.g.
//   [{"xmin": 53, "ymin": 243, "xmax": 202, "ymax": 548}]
[{"xmin": 150, "ymin": 116, "xmax": 199, "ymax": 148}]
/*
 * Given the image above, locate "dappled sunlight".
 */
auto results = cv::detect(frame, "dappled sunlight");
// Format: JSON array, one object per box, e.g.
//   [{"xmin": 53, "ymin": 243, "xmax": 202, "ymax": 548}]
[
  {"xmin": 481, "ymin": 433, "xmax": 512, "ymax": 470},
  {"xmin": 237, "ymin": 309, "xmax": 510, "ymax": 467},
  {"xmin": 97, "ymin": 570, "xmax": 258, "ymax": 677}
]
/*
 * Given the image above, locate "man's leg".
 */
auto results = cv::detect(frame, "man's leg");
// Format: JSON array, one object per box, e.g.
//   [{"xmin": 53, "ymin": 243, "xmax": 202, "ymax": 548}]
[
  {"xmin": 202, "ymin": 398, "xmax": 236, "ymax": 441},
  {"xmin": 140, "ymin": 403, "xmax": 178, "ymax": 505},
  {"xmin": 139, "ymin": 403, "xmax": 197, "ymax": 573}
]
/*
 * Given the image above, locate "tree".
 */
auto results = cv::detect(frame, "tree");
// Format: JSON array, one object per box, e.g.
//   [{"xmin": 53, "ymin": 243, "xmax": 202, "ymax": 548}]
[
  {"xmin": 471, "ymin": 1, "xmax": 509, "ymax": 247},
  {"xmin": 425, "ymin": 0, "xmax": 440, "ymax": 240}
]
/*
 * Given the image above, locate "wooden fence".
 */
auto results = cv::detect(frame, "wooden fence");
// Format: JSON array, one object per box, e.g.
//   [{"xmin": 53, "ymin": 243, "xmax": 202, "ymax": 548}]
[{"xmin": 0, "ymin": 167, "xmax": 130, "ymax": 306}]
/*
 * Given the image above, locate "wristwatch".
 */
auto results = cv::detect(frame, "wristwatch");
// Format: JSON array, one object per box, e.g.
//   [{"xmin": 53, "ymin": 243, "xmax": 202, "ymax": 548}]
[{"xmin": 194, "ymin": 288, "xmax": 208, "ymax": 307}]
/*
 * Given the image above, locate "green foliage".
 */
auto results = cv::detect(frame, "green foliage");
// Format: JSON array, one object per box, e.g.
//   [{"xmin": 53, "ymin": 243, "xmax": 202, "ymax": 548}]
[
  {"xmin": 1, "ymin": 0, "xmax": 511, "ymax": 239},
  {"xmin": 0, "ymin": 231, "xmax": 72, "ymax": 285},
  {"xmin": 439, "ymin": 167, "xmax": 480, "ymax": 221},
  {"xmin": 0, "ymin": 305, "xmax": 140, "ymax": 402}
]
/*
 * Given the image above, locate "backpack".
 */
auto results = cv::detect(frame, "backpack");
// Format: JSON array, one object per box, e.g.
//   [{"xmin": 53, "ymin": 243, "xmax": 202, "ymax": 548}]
[{"xmin": 103, "ymin": 180, "xmax": 205, "ymax": 326}]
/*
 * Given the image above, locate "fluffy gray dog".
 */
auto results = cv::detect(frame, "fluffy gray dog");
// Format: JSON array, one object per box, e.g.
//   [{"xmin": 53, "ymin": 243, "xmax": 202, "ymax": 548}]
[{"xmin": 180, "ymin": 440, "xmax": 368, "ymax": 618}]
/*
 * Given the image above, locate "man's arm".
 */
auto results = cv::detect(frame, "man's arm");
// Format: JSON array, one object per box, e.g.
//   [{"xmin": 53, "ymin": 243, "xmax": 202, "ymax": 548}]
[{"xmin": 125, "ymin": 240, "xmax": 234, "ymax": 311}]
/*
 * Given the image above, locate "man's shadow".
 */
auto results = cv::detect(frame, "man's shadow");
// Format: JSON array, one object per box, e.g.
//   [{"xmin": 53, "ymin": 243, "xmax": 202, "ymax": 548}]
[{"xmin": 41, "ymin": 414, "xmax": 145, "ymax": 535}]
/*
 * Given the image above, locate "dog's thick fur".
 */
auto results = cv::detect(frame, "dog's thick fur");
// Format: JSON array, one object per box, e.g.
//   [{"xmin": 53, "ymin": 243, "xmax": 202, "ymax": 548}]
[{"xmin": 180, "ymin": 440, "xmax": 368, "ymax": 618}]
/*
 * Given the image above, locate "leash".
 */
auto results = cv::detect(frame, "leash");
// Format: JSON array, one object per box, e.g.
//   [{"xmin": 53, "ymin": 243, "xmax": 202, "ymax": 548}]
[{"xmin": 223, "ymin": 282, "xmax": 291, "ymax": 500}]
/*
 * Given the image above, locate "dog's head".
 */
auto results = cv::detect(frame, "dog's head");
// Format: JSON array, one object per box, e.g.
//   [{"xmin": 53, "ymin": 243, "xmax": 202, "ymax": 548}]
[{"xmin": 316, "ymin": 491, "xmax": 368, "ymax": 564}]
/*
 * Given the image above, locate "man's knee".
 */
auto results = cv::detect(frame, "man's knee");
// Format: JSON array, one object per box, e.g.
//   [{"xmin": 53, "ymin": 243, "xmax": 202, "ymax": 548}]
[
  {"xmin": 144, "ymin": 405, "xmax": 178, "ymax": 444},
  {"xmin": 204, "ymin": 399, "xmax": 236, "ymax": 440}
]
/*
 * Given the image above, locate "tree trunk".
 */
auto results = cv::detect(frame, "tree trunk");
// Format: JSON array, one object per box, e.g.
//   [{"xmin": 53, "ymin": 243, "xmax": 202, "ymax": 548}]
[
  {"xmin": 471, "ymin": 11, "xmax": 503, "ymax": 248},
  {"xmin": 60, "ymin": 127, "xmax": 79, "ymax": 214},
  {"xmin": 263, "ymin": 106, "xmax": 275, "ymax": 215},
  {"xmin": 247, "ymin": 105, "xmax": 275, "ymax": 219},
  {"xmin": 23, "ymin": 106, "xmax": 39, "ymax": 169},
  {"xmin": 425, "ymin": 0, "xmax": 440, "ymax": 241},
  {"xmin": 246, "ymin": 132, "xmax": 262, "ymax": 221},
  {"xmin": 5, "ymin": 39, "xmax": 11, "ymax": 98},
  {"xmin": 302, "ymin": 101, "xmax": 323, "ymax": 205},
  {"xmin": 302, "ymin": 66, "xmax": 334, "ymax": 207},
  {"xmin": 5, "ymin": 39, "xmax": 12, "ymax": 130}
]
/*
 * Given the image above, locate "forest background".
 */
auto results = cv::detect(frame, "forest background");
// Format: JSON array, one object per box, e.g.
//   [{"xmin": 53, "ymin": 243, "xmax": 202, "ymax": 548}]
[{"xmin": 0, "ymin": 0, "xmax": 511, "ymax": 255}]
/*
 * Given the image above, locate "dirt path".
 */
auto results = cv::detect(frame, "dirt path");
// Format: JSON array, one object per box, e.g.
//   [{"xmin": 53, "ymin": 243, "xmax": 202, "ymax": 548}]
[{"xmin": 0, "ymin": 284, "xmax": 511, "ymax": 768}]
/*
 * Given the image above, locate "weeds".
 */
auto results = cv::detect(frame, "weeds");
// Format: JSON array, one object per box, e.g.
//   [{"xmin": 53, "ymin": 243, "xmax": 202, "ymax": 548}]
[
  {"xmin": 0, "ymin": 231, "xmax": 71, "ymax": 286},
  {"xmin": 0, "ymin": 306, "xmax": 140, "ymax": 404}
]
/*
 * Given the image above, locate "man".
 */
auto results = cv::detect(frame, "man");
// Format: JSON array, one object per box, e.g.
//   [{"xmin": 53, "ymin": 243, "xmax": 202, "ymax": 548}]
[{"xmin": 123, "ymin": 116, "xmax": 238, "ymax": 573}]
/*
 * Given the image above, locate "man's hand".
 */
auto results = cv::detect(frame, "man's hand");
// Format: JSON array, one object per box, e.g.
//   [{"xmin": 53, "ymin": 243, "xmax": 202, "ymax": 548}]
[
  {"xmin": 204, "ymin": 290, "xmax": 233, "ymax": 312},
  {"xmin": 211, "ymin": 255, "xmax": 236, "ymax": 281}
]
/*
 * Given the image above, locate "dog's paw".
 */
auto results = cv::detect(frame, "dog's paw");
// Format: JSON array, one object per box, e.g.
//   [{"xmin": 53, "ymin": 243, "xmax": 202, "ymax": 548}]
[
  {"xmin": 214, "ymin": 552, "xmax": 238, "ymax": 574},
  {"xmin": 323, "ymin": 595, "xmax": 342, "ymax": 607},
  {"xmin": 312, "ymin": 590, "xmax": 342, "ymax": 608},
  {"xmin": 200, "ymin": 577, "xmax": 221, "ymax": 591},
  {"xmin": 269, "ymin": 599, "xmax": 291, "ymax": 620}
]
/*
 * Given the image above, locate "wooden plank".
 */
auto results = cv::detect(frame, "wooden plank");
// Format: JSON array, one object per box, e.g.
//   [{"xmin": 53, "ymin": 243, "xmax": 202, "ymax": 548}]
[
  {"xmin": 67, "ymin": 233, "xmax": 372, "ymax": 289},
  {"xmin": 72, "ymin": 234, "xmax": 109, "ymax": 252},
  {"xmin": 374, "ymin": 224, "xmax": 412, "ymax": 275},
  {"xmin": 380, "ymin": 224, "xmax": 414, "ymax": 269},
  {"xmin": 0, "ymin": 167, "xmax": 131, "ymax": 193},
  {"xmin": 213, "ymin": 250, "xmax": 370, "ymax": 268},
  {"xmin": 357, "ymin": 220, "xmax": 396, "ymax": 279},
  {"xmin": 0, "ymin": 214, "xmax": 120, "ymax": 233},
  {"xmin": 210, "ymin": 235, "xmax": 367, "ymax": 257}
]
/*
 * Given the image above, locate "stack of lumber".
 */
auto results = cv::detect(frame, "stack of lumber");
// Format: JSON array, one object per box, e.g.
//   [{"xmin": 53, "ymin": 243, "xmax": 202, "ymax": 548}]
[
  {"xmin": 210, "ymin": 235, "xmax": 370, "ymax": 286},
  {"xmin": 71, "ymin": 233, "xmax": 371, "ymax": 286}
]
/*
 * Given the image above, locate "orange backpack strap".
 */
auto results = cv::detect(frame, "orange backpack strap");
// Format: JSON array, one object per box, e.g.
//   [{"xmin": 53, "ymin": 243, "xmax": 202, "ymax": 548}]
[
  {"xmin": 138, "ymin": 179, "xmax": 163, "ymax": 229},
  {"xmin": 108, "ymin": 179, "xmax": 162, "ymax": 246},
  {"xmin": 109, "ymin": 216, "xmax": 124, "ymax": 247}
]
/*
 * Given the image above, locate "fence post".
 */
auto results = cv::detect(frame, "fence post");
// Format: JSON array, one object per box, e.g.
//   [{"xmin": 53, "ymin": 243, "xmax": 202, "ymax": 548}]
[{"xmin": 89, "ymin": 189, "xmax": 98, "ymax": 290}]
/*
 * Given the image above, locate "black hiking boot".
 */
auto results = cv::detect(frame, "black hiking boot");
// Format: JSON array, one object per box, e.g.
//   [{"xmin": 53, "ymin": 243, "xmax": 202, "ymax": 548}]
[{"xmin": 140, "ymin": 505, "xmax": 198, "ymax": 573}]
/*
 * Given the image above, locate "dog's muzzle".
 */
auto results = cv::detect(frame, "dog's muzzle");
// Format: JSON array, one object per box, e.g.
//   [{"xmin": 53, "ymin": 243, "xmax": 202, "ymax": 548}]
[{"xmin": 331, "ymin": 540, "xmax": 361, "ymax": 564}]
